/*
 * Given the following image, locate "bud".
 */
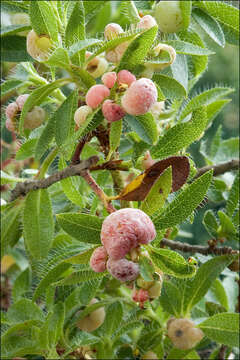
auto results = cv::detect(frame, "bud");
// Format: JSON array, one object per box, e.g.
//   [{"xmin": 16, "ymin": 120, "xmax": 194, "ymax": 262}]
[
  {"xmin": 77, "ymin": 298, "xmax": 105, "ymax": 332},
  {"xmin": 24, "ymin": 106, "xmax": 46, "ymax": 129},
  {"xmin": 27, "ymin": 30, "xmax": 52, "ymax": 61},
  {"xmin": 167, "ymin": 318, "xmax": 204, "ymax": 350},
  {"xmin": 74, "ymin": 105, "xmax": 92, "ymax": 127},
  {"xmin": 132, "ymin": 288, "xmax": 149, "ymax": 303},
  {"xmin": 144, "ymin": 43, "xmax": 176, "ymax": 72},
  {"xmin": 104, "ymin": 23, "xmax": 124, "ymax": 40},
  {"xmin": 148, "ymin": 280, "xmax": 162, "ymax": 299},
  {"xmin": 153, "ymin": 1, "xmax": 184, "ymax": 33},
  {"xmin": 142, "ymin": 151, "xmax": 155, "ymax": 170},
  {"xmin": 137, "ymin": 15, "xmax": 157, "ymax": 31}
]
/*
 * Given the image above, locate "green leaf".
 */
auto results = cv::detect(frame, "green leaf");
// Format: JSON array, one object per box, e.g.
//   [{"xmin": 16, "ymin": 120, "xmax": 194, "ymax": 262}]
[
  {"xmin": 45, "ymin": 48, "xmax": 71, "ymax": 69},
  {"xmin": 65, "ymin": 1, "xmax": 85, "ymax": 65},
  {"xmin": 218, "ymin": 210, "xmax": 237, "ymax": 240},
  {"xmin": 152, "ymin": 107, "xmax": 207, "ymax": 159},
  {"xmin": 205, "ymin": 302, "xmax": 226, "ymax": 316},
  {"xmin": 19, "ymin": 78, "xmax": 68, "ymax": 136},
  {"xmin": 183, "ymin": 255, "xmax": 234, "ymax": 314},
  {"xmin": 199, "ymin": 313, "xmax": 239, "ymax": 348},
  {"xmin": 194, "ymin": 1, "xmax": 239, "ymax": 45},
  {"xmin": 120, "ymin": 1, "xmax": 140, "ymax": 24},
  {"xmin": 139, "ymin": 256, "xmax": 155, "ymax": 281},
  {"xmin": 177, "ymin": 29, "xmax": 208, "ymax": 78},
  {"xmin": 23, "ymin": 189, "xmax": 54, "ymax": 259},
  {"xmin": 68, "ymin": 38, "xmax": 102, "ymax": 58},
  {"xmin": 160, "ymin": 280, "xmax": 183, "ymax": 317},
  {"xmin": 0, "ymin": 170, "xmax": 25, "ymax": 184},
  {"xmin": 118, "ymin": 26, "xmax": 158, "ymax": 73},
  {"xmin": 29, "ymin": 1, "xmax": 58, "ymax": 42},
  {"xmin": 35, "ymin": 116, "xmax": 56, "ymax": 160},
  {"xmin": 47, "ymin": 302, "xmax": 65, "ymax": 346},
  {"xmin": 153, "ymin": 171, "xmax": 213, "ymax": 230},
  {"xmin": 113, "ymin": 321, "xmax": 143, "ymax": 342},
  {"xmin": 1, "ymin": 1, "xmax": 29, "ymax": 13},
  {"xmin": 55, "ymin": 269, "xmax": 105, "ymax": 286},
  {"xmin": 202, "ymin": 210, "xmax": 219, "ymax": 238},
  {"xmin": 209, "ymin": 279, "xmax": 229, "ymax": 311},
  {"xmin": 55, "ymin": 90, "xmax": 78, "ymax": 148},
  {"xmin": 33, "ymin": 262, "xmax": 71, "ymax": 302},
  {"xmin": 149, "ymin": 247, "xmax": 196, "ymax": 278},
  {"xmin": 226, "ymin": 173, "xmax": 239, "ymax": 217},
  {"xmin": 71, "ymin": 109, "xmax": 103, "ymax": 144},
  {"xmin": 213, "ymin": 138, "xmax": 239, "ymax": 164},
  {"xmin": 58, "ymin": 156, "xmax": 84, "ymax": 207},
  {"xmin": 165, "ymin": 40, "xmax": 214, "ymax": 56},
  {"xmin": 101, "ymin": 301, "xmax": 123, "ymax": 336},
  {"xmin": 192, "ymin": 8, "xmax": 225, "ymax": 47},
  {"xmin": 180, "ymin": 1, "xmax": 192, "ymax": 30},
  {"xmin": 125, "ymin": 113, "xmax": 158, "ymax": 145},
  {"xmin": 108, "ymin": 120, "xmax": 122, "ymax": 159},
  {"xmin": 0, "ymin": 79, "xmax": 23, "ymax": 98},
  {"xmin": 153, "ymin": 74, "xmax": 187, "ymax": 100},
  {"xmin": 83, "ymin": 1, "xmax": 106, "ymax": 23},
  {"xmin": 57, "ymin": 213, "xmax": 102, "ymax": 244},
  {"xmin": 167, "ymin": 348, "xmax": 200, "ymax": 360},
  {"xmin": 7, "ymin": 299, "xmax": 45, "ymax": 324},
  {"xmin": 1, "ymin": 35, "xmax": 33, "ymax": 62},
  {"xmin": 68, "ymin": 332, "xmax": 99, "ymax": 352},
  {"xmin": 12, "ymin": 268, "xmax": 32, "ymax": 303},
  {"xmin": 205, "ymin": 99, "xmax": 231, "ymax": 126},
  {"xmin": 170, "ymin": 53, "xmax": 188, "ymax": 91},
  {"xmin": 141, "ymin": 167, "xmax": 172, "ymax": 216},
  {"xmin": 179, "ymin": 87, "xmax": 234, "ymax": 122},
  {"xmin": 15, "ymin": 138, "xmax": 37, "ymax": 160},
  {"xmin": 1, "ymin": 200, "xmax": 23, "ymax": 254}
]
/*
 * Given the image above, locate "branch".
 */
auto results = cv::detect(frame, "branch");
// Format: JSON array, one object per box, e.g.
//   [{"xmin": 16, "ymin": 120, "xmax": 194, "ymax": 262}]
[
  {"xmin": 195, "ymin": 159, "xmax": 239, "ymax": 179},
  {"xmin": 160, "ymin": 238, "xmax": 239, "ymax": 256},
  {"xmin": 10, "ymin": 156, "xmax": 99, "ymax": 201}
]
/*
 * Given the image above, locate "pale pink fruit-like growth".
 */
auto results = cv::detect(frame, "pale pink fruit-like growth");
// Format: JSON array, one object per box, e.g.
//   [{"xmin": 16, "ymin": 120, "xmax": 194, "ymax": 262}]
[
  {"xmin": 104, "ymin": 23, "xmax": 124, "ymax": 40},
  {"xmin": 86, "ymin": 84, "xmax": 110, "ymax": 109},
  {"xmin": 77, "ymin": 298, "xmax": 105, "ymax": 332},
  {"xmin": 101, "ymin": 208, "xmax": 156, "ymax": 260},
  {"xmin": 101, "ymin": 72, "xmax": 117, "ymax": 88},
  {"xmin": 5, "ymin": 118, "xmax": 15, "ymax": 132},
  {"xmin": 107, "ymin": 258, "xmax": 139, "ymax": 282},
  {"xmin": 167, "ymin": 318, "xmax": 204, "ymax": 350},
  {"xmin": 16, "ymin": 94, "xmax": 29, "ymax": 111},
  {"xmin": 74, "ymin": 105, "xmax": 92, "ymax": 127},
  {"xmin": 27, "ymin": 30, "xmax": 52, "ymax": 61},
  {"xmin": 117, "ymin": 70, "xmax": 136, "ymax": 87},
  {"xmin": 142, "ymin": 151, "xmax": 155, "ymax": 170},
  {"xmin": 121, "ymin": 78, "xmax": 157, "ymax": 115},
  {"xmin": 132, "ymin": 288, "xmax": 149, "ymax": 303},
  {"xmin": 90, "ymin": 246, "xmax": 108, "ymax": 273},
  {"xmin": 102, "ymin": 100, "xmax": 125, "ymax": 123},
  {"xmin": 5, "ymin": 102, "xmax": 19, "ymax": 121},
  {"xmin": 137, "ymin": 15, "xmax": 157, "ymax": 30},
  {"xmin": 24, "ymin": 106, "xmax": 46, "ymax": 129},
  {"xmin": 105, "ymin": 42, "xmax": 129, "ymax": 63}
]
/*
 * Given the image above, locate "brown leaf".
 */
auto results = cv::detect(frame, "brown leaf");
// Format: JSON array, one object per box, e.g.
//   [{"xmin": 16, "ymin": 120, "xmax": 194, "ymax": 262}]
[{"xmin": 116, "ymin": 156, "xmax": 190, "ymax": 201}]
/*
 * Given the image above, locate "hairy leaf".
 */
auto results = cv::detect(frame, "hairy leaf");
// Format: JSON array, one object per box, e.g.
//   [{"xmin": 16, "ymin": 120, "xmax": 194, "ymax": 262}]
[
  {"xmin": 29, "ymin": 1, "xmax": 58, "ymax": 42},
  {"xmin": 153, "ymin": 74, "xmax": 187, "ymax": 100},
  {"xmin": 125, "ymin": 113, "xmax": 158, "ymax": 145}
]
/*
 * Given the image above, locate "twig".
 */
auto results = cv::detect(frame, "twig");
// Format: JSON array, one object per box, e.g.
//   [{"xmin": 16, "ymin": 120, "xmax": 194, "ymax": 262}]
[
  {"xmin": 218, "ymin": 345, "xmax": 227, "ymax": 360},
  {"xmin": 81, "ymin": 170, "xmax": 116, "ymax": 214},
  {"xmin": 10, "ymin": 156, "xmax": 99, "ymax": 201},
  {"xmin": 195, "ymin": 159, "xmax": 239, "ymax": 179},
  {"xmin": 71, "ymin": 132, "xmax": 93, "ymax": 165},
  {"xmin": 160, "ymin": 238, "xmax": 239, "ymax": 256}
]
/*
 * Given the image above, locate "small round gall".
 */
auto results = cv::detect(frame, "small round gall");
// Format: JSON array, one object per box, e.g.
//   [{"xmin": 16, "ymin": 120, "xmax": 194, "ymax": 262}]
[
  {"xmin": 5, "ymin": 118, "xmax": 15, "ymax": 132},
  {"xmin": 142, "ymin": 151, "xmax": 155, "ymax": 170},
  {"xmin": 24, "ymin": 106, "xmax": 46, "ymax": 130},
  {"xmin": 27, "ymin": 30, "xmax": 52, "ymax": 61},
  {"xmin": 101, "ymin": 72, "xmax": 117, "ymax": 89},
  {"xmin": 148, "ymin": 280, "xmax": 162, "ymax": 299},
  {"xmin": 102, "ymin": 100, "xmax": 125, "ymax": 123},
  {"xmin": 74, "ymin": 105, "xmax": 92, "ymax": 127},
  {"xmin": 105, "ymin": 42, "xmax": 129, "ymax": 63},
  {"xmin": 101, "ymin": 208, "xmax": 156, "ymax": 260},
  {"xmin": 86, "ymin": 84, "xmax": 110, "ymax": 109},
  {"xmin": 137, "ymin": 15, "xmax": 157, "ymax": 31},
  {"xmin": 104, "ymin": 23, "xmax": 124, "ymax": 40},
  {"xmin": 107, "ymin": 258, "xmax": 140, "ymax": 282},
  {"xmin": 5, "ymin": 102, "xmax": 19, "ymax": 121},
  {"xmin": 142, "ymin": 351, "xmax": 158, "ymax": 360},
  {"xmin": 16, "ymin": 94, "xmax": 29, "ymax": 111},
  {"xmin": 89, "ymin": 58, "xmax": 108, "ymax": 79},
  {"xmin": 90, "ymin": 246, "xmax": 108, "ymax": 273},
  {"xmin": 117, "ymin": 70, "xmax": 136, "ymax": 87},
  {"xmin": 121, "ymin": 78, "xmax": 157, "ymax": 116},
  {"xmin": 153, "ymin": 1, "xmax": 184, "ymax": 33},
  {"xmin": 77, "ymin": 298, "xmax": 105, "ymax": 332},
  {"xmin": 167, "ymin": 318, "xmax": 204, "ymax": 350},
  {"xmin": 132, "ymin": 288, "xmax": 149, "ymax": 303}
]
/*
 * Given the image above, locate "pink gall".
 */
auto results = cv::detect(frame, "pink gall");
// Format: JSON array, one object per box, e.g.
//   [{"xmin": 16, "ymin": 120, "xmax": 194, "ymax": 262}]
[
  {"xmin": 101, "ymin": 72, "xmax": 117, "ymax": 89},
  {"xmin": 107, "ymin": 258, "xmax": 139, "ymax": 282},
  {"xmin": 90, "ymin": 246, "xmax": 108, "ymax": 273},
  {"xmin": 102, "ymin": 100, "xmax": 125, "ymax": 123},
  {"xmin": 86, "ymin": 84, "xmax": 110, "ymax": 109},
  {"xmin": 117, "ymin": 70, "xmax": 136, "ymax": 87}
]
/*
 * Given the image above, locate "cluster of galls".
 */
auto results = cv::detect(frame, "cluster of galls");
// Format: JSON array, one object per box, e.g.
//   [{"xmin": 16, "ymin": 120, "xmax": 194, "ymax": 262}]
[
  {"xmin": 5, "ymin": 94, "xmax": 45, "ymax": 132},
  {"xmin": 167, "ymin": 318, "xmax": 204, "ymax": 350}
]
